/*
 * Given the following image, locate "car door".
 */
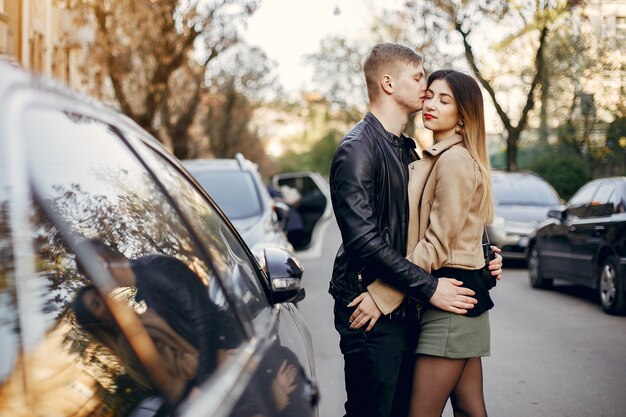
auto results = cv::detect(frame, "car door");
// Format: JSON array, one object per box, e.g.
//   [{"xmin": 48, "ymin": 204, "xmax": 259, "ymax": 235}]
[
  {"xmin": 542, "ymin": 184, "xmax": 596, "ymax": 280},
  {"xmin": 2, "ymin": 92, "xmax": 316, "ymax": 417},
  {"xmin": 124, "ymin": 132, "xmax": 319, "ymax": 416},
  {"xmin": 4, "ymin": 102, "xmax": 253, "ymax": 416},
  {"xmin": 271, "ymin": 172, "xmax": 332, "ymax": 259},
  {"xmin": 569, "ymin": 182, "xmax": 617, "ymax": 286},
  {"xmin": 561, "ymin": 183, "xmax": 601, "ymax": 282}
]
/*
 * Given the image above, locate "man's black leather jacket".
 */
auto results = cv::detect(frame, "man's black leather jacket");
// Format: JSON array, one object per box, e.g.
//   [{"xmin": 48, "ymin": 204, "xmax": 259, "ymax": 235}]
[{"xmin": 328, "ymin": 112, "xmax": 438, "ymax": 306}]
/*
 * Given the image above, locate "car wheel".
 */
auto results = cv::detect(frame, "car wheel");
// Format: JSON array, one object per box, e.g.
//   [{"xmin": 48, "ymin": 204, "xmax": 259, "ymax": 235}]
[
  {"xmin": 598, "ymin": 256, "xmax": 626, "ymax": 315},
  {"xmin": 528, "ymin": 246, "xmax": 553, "ymax": 289}
]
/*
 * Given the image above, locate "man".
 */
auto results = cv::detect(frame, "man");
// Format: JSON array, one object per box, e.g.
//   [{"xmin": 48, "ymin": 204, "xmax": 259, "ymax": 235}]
[{"xmin": 329, "ymin": 43, "xmax": 502, "ymax": 417}]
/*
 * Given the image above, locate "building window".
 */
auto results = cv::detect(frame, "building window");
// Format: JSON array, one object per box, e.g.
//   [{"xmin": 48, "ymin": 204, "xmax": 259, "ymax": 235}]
[
  {"xmin": 616, "ymin": 16, "xmax": 626, "ymax": 48},
  {"xmin": 0, "ymin": 0, "xmax": 8, "ymax": 55},
  {"xmin": 29, "ymin": 32, "xmax": 44, "ymax": 73},
  {"xmin": 0, "ymin": 21, "xmax": 9, "ymax": 55}
]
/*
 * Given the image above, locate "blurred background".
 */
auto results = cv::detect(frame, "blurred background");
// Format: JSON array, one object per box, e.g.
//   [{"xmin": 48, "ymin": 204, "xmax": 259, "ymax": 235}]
[{"xmin": 1, "ymin": 0, "xmax": 624, "ymax": 197}]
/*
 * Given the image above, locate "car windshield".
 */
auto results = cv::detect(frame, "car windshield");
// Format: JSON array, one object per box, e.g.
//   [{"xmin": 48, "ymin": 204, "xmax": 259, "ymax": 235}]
[
  {"xmin": 493, "ymin": 177, "xmax": 560, "ymax": 206},
  {"xmin": 192, "ymin": 170, "xmax": 263, "ymax": 219}
]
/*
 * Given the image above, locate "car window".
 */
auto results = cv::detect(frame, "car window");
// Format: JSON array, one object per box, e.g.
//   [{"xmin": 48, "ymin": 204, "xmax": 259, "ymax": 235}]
[
  {"xmin": 567, "ymin": 184, "xmax": 598, "ymax": 219},
  {"xmin": 189, "ymin": 170, "xmax": 264, "ymax": 220},
  {"xmin": 492, "ymin": 176, "xmax": 560, "ymax": 206},
  {"xmin": 587, "ymin": 183, "xmax": 617, "ymax": 217},
  {"xmin": 128, "ymin": 139, "xmax": 272, "ymax": 335},
  {"xmin": 8, "ymin": 108, "xmax": 247, "ymax": 416}
]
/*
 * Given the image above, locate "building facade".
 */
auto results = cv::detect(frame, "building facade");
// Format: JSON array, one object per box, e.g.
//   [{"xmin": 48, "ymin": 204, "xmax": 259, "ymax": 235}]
[{"xmin": 0, "ymin": 0, "xmax": 92, "ymax": 90}]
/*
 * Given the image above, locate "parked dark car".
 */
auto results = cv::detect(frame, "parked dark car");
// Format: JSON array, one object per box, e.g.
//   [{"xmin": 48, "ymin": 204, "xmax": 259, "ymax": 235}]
[
  {"xmin": 0, "ymin": 62, "xmax": 318, "ymax": 416},
  {"xmin": 182, "ymin": 155, "xmax": 294, "ymax": 256},
  {"xmin": 527, "ymin": 177, "xmax": 626, "ymax": 315},
  {"xmin": 487, "ymin": 171, "xmax": 562, "ymax": 260}
]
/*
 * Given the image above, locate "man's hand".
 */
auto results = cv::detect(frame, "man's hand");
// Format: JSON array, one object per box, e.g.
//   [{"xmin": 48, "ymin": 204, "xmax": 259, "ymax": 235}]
[
  {"xmin": 348, "ymin": 292, "xmax": 382, "ymax": 331},
  {"xmin": 489, "ymin": 246, "xmax": 503, "ymax": 282},
  {"xmin": 429, "ymin": 278, "xmax": 477, "ymax": 314}
]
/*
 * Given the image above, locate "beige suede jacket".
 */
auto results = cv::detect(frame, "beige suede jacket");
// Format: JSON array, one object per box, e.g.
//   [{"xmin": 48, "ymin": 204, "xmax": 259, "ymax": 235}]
[{"xmin": 368, "ymin": 134, "xmax": 487, "ymax": 314}]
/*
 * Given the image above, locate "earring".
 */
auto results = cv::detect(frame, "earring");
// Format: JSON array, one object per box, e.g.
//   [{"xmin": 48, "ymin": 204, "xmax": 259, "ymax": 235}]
[{"xmin": 455, "ymin": 120, "xmax": 465, "ymax": 135}]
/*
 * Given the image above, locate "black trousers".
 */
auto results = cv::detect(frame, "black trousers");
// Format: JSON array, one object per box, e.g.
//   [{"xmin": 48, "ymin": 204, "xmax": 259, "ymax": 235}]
[{"xmin": 334, "ymin": 300, "xmax": 419, "ymax": 417}]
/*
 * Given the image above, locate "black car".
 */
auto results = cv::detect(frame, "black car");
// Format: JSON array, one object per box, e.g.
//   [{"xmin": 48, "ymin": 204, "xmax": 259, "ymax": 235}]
[
  {"xmin": 527, "ymin": 177, "xmax": 626, "ymax": 314},
  {"xmin": 0, "ymin": 62, "xmax": 318, "ymax": 416}
]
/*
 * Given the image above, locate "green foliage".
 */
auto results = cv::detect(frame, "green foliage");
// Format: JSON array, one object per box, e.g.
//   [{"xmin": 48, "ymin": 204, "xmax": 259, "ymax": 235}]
[
  {"xmin": 606, "ymin": 116, "xmax": 626, "ymax": 154},
  {"xmin": 275, "ymin": 130, "xmax": 341, "ymax": 177},
  {"xmin": 527, "ymin": 148, "xmax": 592, "ymax": 201}
]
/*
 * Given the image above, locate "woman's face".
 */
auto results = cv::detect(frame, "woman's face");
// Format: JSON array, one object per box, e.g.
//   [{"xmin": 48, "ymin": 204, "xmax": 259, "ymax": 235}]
[
  {"xmin": 83, "ymin": 288, "xmax": 112, "ymax": 321},
  {"xmin": 422, "ymin": 78, "xmax": 461, "ymax": 141}
]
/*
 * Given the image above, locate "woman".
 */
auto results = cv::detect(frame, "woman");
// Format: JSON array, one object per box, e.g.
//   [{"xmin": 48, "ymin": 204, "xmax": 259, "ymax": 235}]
[{"xmin": 352, "ymin": 69, "xmax": 496, "ymax": 417}]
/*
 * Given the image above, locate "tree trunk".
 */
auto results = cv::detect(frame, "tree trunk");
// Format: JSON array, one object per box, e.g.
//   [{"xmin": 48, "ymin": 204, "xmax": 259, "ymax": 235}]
[
  {"xmin": 539, "ymin": 77, "xmax": 549, "ymax": 145},
  {"xmin": 506, "ymin": 130, "xmax": 519, "ymax": 172}
]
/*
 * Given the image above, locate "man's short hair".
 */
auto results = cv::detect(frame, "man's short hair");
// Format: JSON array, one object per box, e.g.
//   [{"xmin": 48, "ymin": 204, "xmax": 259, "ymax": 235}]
[{"xmin": 363, "ymin": 43, "xmax": 423, "ymax": 102}]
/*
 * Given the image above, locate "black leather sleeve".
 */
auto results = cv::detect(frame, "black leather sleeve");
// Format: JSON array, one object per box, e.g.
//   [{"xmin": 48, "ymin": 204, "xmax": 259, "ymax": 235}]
[{"xmin": 330, "ymin": 139, "xmax": 438, "ymax": 302}]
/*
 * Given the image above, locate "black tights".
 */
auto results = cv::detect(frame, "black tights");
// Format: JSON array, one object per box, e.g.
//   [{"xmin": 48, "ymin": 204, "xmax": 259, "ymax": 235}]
[{"xmin": 408, "ymin": 355, "xmax": 487, "ymax": 417}]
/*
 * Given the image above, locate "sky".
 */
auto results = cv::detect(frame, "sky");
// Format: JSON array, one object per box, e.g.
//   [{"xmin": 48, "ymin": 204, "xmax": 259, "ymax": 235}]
[
  {"xmin": 242, "ymin": 0, "xmax": 380, "ymax": 92},
  {"xmin": 240, "ymin": 0, "xmax": 503, "ymax": 135}
]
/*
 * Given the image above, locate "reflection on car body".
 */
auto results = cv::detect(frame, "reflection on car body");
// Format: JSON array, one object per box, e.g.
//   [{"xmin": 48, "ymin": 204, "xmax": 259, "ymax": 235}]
[
  {"xmin": 527, "ymin": 176, "xmax": 626, "ymax": 315},
  {"xmin": 0, "ymin": 62, "xmax": 318, "ymax": 416}
]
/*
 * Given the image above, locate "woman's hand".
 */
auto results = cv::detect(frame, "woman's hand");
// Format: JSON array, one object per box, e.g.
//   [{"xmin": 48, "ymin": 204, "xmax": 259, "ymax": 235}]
[
  {"xmin": 489, "ymin": 246, "xmax": 503, "ymax": 281},
  {"xmin": 348, "ymin": 292, "xmax": 382, "ymax": 331}
]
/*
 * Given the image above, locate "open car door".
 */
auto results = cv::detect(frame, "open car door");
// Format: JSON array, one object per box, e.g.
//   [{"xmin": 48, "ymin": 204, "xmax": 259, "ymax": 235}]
[{"xmin": 272, "ymin": 172, "xmax": 332, "ymax": 260}]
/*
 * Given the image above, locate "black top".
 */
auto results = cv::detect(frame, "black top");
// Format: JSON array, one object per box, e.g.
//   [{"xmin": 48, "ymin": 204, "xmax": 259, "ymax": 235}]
[{"xmin": 432, "ymin": 267, "xmax": 494, "ymax": 317}]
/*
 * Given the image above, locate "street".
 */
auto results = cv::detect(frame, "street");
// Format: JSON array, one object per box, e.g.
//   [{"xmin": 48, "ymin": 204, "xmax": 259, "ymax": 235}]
[{"xmin": 298, "ymin": 220, "xmax": 626, "ymax": 417}]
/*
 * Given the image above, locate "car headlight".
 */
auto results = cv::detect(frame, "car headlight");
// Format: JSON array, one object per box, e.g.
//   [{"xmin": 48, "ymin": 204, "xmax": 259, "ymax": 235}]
[{"xmin": 487, "ymin": 216, "xmax": 506, "ymax": 243}]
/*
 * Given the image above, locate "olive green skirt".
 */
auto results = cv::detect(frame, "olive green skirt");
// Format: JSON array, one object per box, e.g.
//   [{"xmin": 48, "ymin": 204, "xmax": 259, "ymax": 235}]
[{"xmin": 416, "ymin": 308, "xmax": 490, "ymax": 358}]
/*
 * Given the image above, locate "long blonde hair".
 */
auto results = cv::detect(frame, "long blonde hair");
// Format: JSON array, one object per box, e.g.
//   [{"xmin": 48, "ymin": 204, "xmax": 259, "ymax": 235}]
[{"xmin": 427, "ymin": 70, "xmax": 494, "ymax": 223}]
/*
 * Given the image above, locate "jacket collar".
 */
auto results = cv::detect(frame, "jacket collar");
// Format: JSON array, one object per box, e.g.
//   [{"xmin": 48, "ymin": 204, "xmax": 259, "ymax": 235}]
[
  {"xmin": 364, "ymin": 112, "xmax": 416, "ymax": 150},
  {"xmin": 422, "ymin": 134, "xmax": 464, "ymax": 158}
]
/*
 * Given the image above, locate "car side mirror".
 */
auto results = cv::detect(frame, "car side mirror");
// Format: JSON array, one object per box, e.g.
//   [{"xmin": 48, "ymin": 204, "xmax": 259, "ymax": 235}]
[
  {"xmin": 264, "ymin": 247, "xmax": 305, "ymax": 305},
  {"xmin": 548, "ymin": 207, "xmax": 566, "ymax": 221}
]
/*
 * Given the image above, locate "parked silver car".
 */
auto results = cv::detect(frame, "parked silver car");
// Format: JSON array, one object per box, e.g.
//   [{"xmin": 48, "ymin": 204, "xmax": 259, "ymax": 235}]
[
  {"xmin": 183, "ymin": 155, "xmax": 294, "ymax": 257},
  {"xmin": 487, "ymin": 171, "xmax": 562, "ymax": 260}
]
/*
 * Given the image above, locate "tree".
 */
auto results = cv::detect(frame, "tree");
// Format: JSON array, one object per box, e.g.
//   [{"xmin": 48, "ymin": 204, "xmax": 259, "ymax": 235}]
[
  {"xmin": 305, "ymin": 36, "xmax": 369, "ymax": 125},
  {"xmin": 397, "ymin": 0, "xmax": 582, "ymax": 171},
  {"xmin": 73, "ymin": 0, "xmax": 258, "ymax": 158},
  {"xmin": 198, "ymin": 45, "xmax": 276, "ymax": 173},
  {"xmin": 543, "ymin": 12, "xmax": 625, "ymax": 171}
]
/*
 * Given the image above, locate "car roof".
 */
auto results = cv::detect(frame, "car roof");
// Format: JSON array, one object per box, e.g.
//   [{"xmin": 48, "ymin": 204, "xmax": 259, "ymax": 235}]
[
  {"xmin": 491, "ymin": 170, "xmax": 555, "ymax": 185},
  {"xmin": 589, "ymin": 176, "xmax": 626, "ymax": 183},
  {"xmin": 182, "ymin": 155, "xmax": 258, "ymax": 173},
  {"xmin": 0, "ymin": 61, "xmax": 164, "ymax": 150},
  {"xmin": 492, "ymin": 170, "xmax": 544, "ymax": 180}
]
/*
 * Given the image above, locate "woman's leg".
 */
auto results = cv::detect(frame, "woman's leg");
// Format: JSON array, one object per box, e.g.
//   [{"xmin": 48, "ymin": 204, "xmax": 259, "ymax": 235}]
[
  {"xmin": 408, "ymin": 355, "xmax": 468, "ymax": 417},
  {"xmin": 450, "ymin": 357, "xmax": 487, "ymax": 417}
]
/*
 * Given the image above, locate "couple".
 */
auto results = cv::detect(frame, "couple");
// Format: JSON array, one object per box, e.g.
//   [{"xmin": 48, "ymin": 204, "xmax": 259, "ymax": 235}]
[{"xmin": 329, "ymin": 43, "xmax": 503, "ymax": 417}]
